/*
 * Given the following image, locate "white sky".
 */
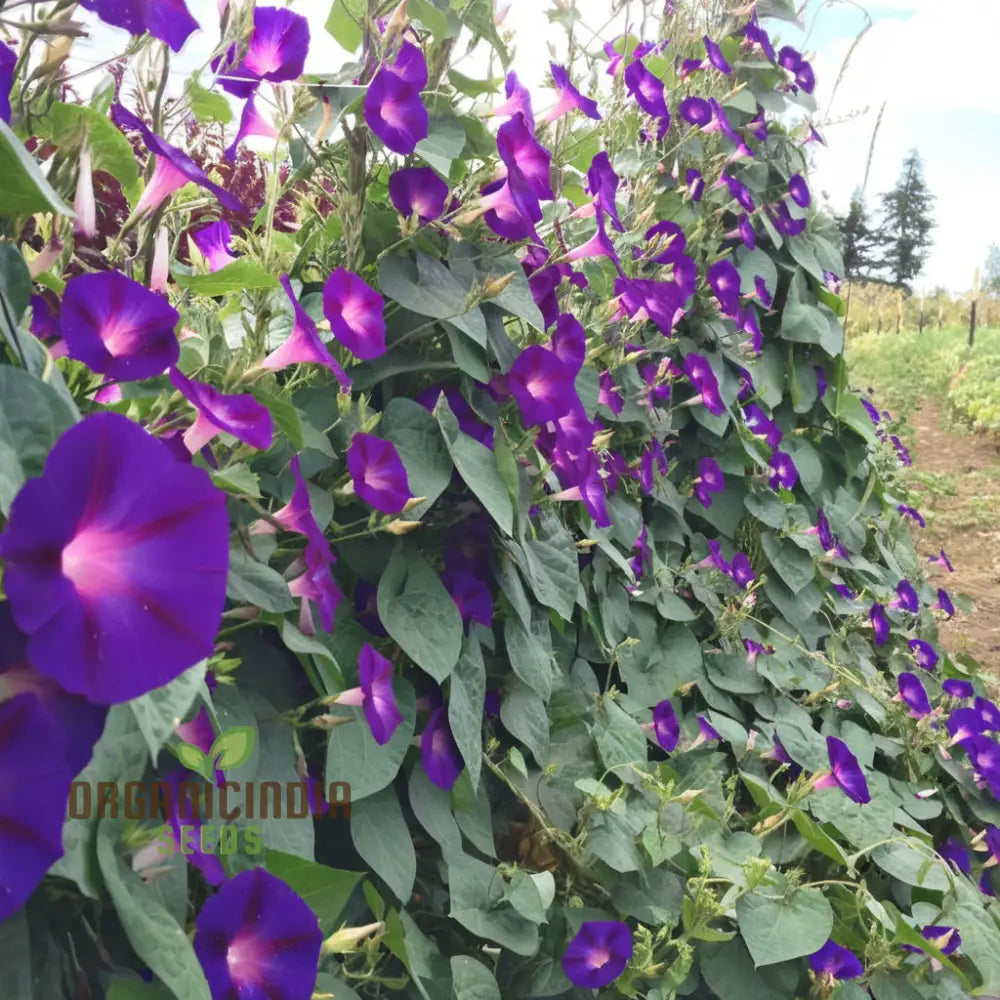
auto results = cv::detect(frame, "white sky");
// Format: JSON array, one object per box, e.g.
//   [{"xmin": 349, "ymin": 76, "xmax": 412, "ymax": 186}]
[{"xmin": 60, "ymin": 0, "xmax": 998, "ymax": 293}]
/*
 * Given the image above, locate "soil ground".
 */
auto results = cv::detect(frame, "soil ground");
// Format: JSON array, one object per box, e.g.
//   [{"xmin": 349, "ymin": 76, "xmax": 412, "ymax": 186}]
[{"xmin": 903, "ymin": 397, "xmax": 1000, "ymax": 669}]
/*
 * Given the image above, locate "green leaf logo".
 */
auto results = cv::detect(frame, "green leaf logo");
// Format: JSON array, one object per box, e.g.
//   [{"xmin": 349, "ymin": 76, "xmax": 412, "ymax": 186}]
[
  {"xmin": 208, "ymin": 726, "xmax": 256, "ymax": 772},
  {"xmin": 175, "ymin": 741, "xmax": 211, "ymax": 779}
]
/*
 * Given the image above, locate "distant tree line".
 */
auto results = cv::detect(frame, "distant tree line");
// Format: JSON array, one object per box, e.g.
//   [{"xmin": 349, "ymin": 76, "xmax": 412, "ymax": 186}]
[{"xmin": 835, "ymin": 148, "xmax": 935, "ymax": 294}]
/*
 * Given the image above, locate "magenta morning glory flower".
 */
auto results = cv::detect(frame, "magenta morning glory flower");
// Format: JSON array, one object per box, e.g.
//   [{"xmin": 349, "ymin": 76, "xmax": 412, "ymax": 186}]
[
  {"xmin": 442, "ymin": 569, "xmax": 493, "ymax": 629},
  {"xmin": 346, "ymin": 433, "xmax": 411, "ymax": 514},
  {"xmin": 0, "ymin": 694, "xmax": 75, "ymax": 922},
  {"xmin": 703, "ymin": 36, "xmax": 732, "ymax": 73},
  {"xmin": 694, "ymin": 457, "xmax": 725, "ymax": 508},
  {"xmin": 0, "ymin": 412, "xmax": 229, "ymax": 704},
  {"xmin": 224, "ymin": 94, "xmax": 278, "ymax": 162},
  {"xmin": 815, "ymin": 736, "xmax": 871, "ymax": 804},
  {"xmin": 356, "ymin": 643, "xmax": 403, "ymax": 745},
  {"xmin": 768, "ymin": 451, "xmax": 798, "ymax": 490},
  {"xmin": 113, "ymin": 104, "xmax": 242, "ymax": 215},
  {"xmin": 191, "ymin": 220, "xmax": 238, "ymax": 271},
  {"xmin": 421, "ymin": 706, "xmax": 463, "ymax": 789},
  {"xmin": 928, "ymin": 549, "xmax": 954, "ymax": 572},
  {"xmin": 497, "ymin": 113, "xmax": 554, "ymax": 202},
  {"xmin": 264, "ymin": 276, "xmax": 351, "ymax": 389},
  {"xmin": 562, "ymin": 921, "xmax": 632, "ymax": 989},
  {"xmin": 364, "ymin": 41, "xmax": 429, "ymax": 154},
  {"xmin": 789, "ymin": 173, "xmax": 810, "ymax": 208},
  {"xmin": 809, "ymin": 940, "xmax": 863, "ymax": 981},
  {"xmin": 169, "ymin": 367, "xmax": 273, "ymax": 453},
  {"xmin": 491, "ymin": 70, "xmax": 534, "ymax": 128},
  {"xmin": 869, "ymin": 603, "xmax": 890, "ymax": 646},
  {"xmin": 508, "ymin": 344, "xmax": 578, "ymax": 426},
  {"xmin": 652, "ymin": 700, "xmax": 680, "ymax": 751},
  {"xmin": 79, "ymin": 0, "xmax": 199, "ymax": 53},
  {"xmin": 193, "ymin": 867, "xmax": 322, "ymax": 1000},
  {"xmin": 214, "ymin": 6, "xmax": 309, "ymax": 98},
  {"xmin": 323, "ymin": 269, "xmax": 386, "ymax": 361},
  {"xmin": 707, "ymin": 259, "xmax": 741, "ymax": 317},
  {"xmin": 683, "ymin": 353, "xmax": 725, "ymax": 415},
  {"xmin": 545, "ymin": 63, "xmax": 601, "ymax": 122},
  {"xmin": 388, "ymin": 166, "xmax": 448, "ymax": 223},
  {"xmin": 898, "ymin": 672, "xmax": 931, "ymax": 717},
  {"xmin": 943, "ymin": 679, "xmax": 974, "ymax": 699},
  {"xmin": 624, "ymin": 58, "xmax": 670, "ymax": 120},
  {"xmin": 60, "ymin": 270, "xmax": 179, "ymax": 381}
]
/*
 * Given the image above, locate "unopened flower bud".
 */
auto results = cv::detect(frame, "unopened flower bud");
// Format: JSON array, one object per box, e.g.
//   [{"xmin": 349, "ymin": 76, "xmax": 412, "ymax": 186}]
[{"xmin": 385, "ymin": 518, "xmax": 421, "ymax": 535}]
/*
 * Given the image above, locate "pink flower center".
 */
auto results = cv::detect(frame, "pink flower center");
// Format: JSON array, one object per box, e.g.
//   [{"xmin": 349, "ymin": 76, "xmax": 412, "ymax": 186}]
[
  {"xmin": 62, "ymin": 525, "xmax": 130, "ymax": 598},
  {"xmin": 380, "ymin": 98, "xmax": 408, "ymax": 129},
  {"xmin": 225, "ymin": 933, "xmax": 263, "ymax": 986}
]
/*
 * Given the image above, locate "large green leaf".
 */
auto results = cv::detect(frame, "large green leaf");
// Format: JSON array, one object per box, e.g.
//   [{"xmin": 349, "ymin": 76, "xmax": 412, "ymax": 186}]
[
  {"xmin": 96, "ymin": 819, "xmax": 211, "ymax": 1000},
  {"xmin": 436, "ymin": 397, "xmax": 513, "ymax": 535},
  {"xmin": 448, "ymin": 636, "xmax": 486, "ymax": 790},
  {"xmin": 415, "ymin": 112, "xmax": 468, "ymax": 175},
  {"xmin": 504, "ymin": 511, "xmax": 579, "ymax": 620},
  {"xmin": 377, "ymin": 544, "xmax": 463, "ymax": 682},
  {"xmin": 325, "ymin": 677, "xmax": 416, "ymax": 801},
  {"xmin": 325, "ymin": 0, "xmax": 365, "ymax": 51},
  {"xmin": 47, "ymin": 102, "xmax": 141, "ymax": 198},
  {"xmin": 129, "ymin": 661, "xmax": 208, "ymax": 758},
  {"xmin": 0, "ymin": 911, "xmax": 31, "ymax": 1000},
  {"xmin": 736, "ymin": 883, "xmax": 833, "ymax": 967},
  {"xmin": 451, "ymin": 956, "xmax": 502, "ymax": 1000},
  {"xmin": 173, "ymin": 259, "xmax": 279, "ymax": 295},
  {"xmin": 226, "ymin": 546, "xmax": 296, "ymax": 612},
  {"xmin": 0, "ymin": 117, "xmax": 74, "ymax": 216},
  {"xmin": 350, "ymin": 785, "xmax": 416, "ymax": 902},
  {"xmin": 264, "ymin": 850, "xmax": 363, "ymax": 932}
]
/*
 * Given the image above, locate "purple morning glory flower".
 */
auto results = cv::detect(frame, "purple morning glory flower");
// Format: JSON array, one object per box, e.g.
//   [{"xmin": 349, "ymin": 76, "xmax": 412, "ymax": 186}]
[
  {"xmin": 492, "ymin": 70, "xmax": 534, "ymax": 128},
  {"xmin": 416, "ymin": 386, "xmax": 494, "ymax": 449},
  {"xmin": 158, "ymin": 767, "xmax": 226, "ymax": 886},
  {"xmin": 545, "ymin": 63, "xmax": 601, "ymax": 122},
  {"xmin": 815, "ymin": 365, "xmax": 828, "ymax": 397},
  {"xmin": 652, "ymin": 700, "xmax": 680, "ymax": 752},
  {"xmin": 788, "ymin": 173, "xmax": 810, "ymax": 208},
  {"xmin": 685, "ymin": 168, "xmax": 705, "ymax": 201},
  {"xmin": 586, "ymin": 152, "xmax": 624, "ymax": 232},
  {"xmin": 683, "ymin": 353, "xmax": 725, "ymax": 415},
  {"xmin": 890, "ymin": 435, "xmax": 912, "ymax": 466},
  {"xmin": 897, "ymin": 503, "xmax": 925, "ymax": 527},
  {"xmin": 357, "ymin": 644, "xmax": 403, "ymax": 745},
  {"xmin": 598, "ymin": 371, "xmax": 623, "ymax": 415},
  {"xmin": 442, "ymin": 569, "xmax": 493, "ymax": 629},
  {"xmin": 113, "ymin": 104, "xmax": 242, "ymax": 215},
  {"xmin": 364, "ymin": 41, "xmax": 429, "ymax": 154},
  {"xmin": 744, "ymin": 15, "xmax": 776, "ymax": 61},
  {"xmin": 191, "ymin": 220, "xmax": 237, "ymax": 271},
  {"xmin": 323, "ymin": 269, "xmax": 386, "ymax": 360},
  {"xmin": 0, "ymin": 412, "xmax": 229, "ymax": 704},
  {"xmin": 224, "ymin": 94, "xmax": 278, "ymax": 162},
  {"xmin": 767, "ymin": 200, "xmax": 806, "ymax": 237},
  {"xmin": 496, "ymin": 114, "xmax": 554, "ymax": 206},
  {"xmin": 508, "ymin": 344, "xmax": 578, "ymax": 426},
  {"xmin": 902, "ymin": 926, "xmax": 961, "ymax": 957},
  {"xmin": 79, "ymin": 0, "xmax": 199, "ymax": 53},
  {"xmin": 720, "ymin": 172, "xmax": 755, "ymax": 212},
  {"xmin": 624, "ymin": 58, "xmax": 670, "ymax": 120},
  {"xmin": 421, "ymin": 706, "xmax": 463, "ymax": 789},
  {"xmin": 697, "ymin": 715, "xmax": 722, "ymax": 743},
  {"xmin": 928, "ymin": 549, "xmax": 954, "ymax": 572},
  {"xmin": 643, "ymin": 220, "xmax": 687, "ymax": 264},
  {"xmin": 703, "ymin": 35, "xmax": 732, "ymax": 73},
  {"xmin": 264, "ymin": 275, "xmax": 351, "ymax": 388},
  {"xmin": 389, "ymin": 166, "xmax": 448, "ymax": 223},
  {"xmin": 0, "ymin": 694, "xmax": 75, "ymax": 922},
  {"xmin": 261, "ymin": 455, "xmax": 321, "ymax": 540},
  {"xmin": 0, "ymin": 43, "xmax": 15, "ymax": 124},
  {"xmin": 744, "ymin": 405, "xmax": 782, "ymax": 447},
  {"xmin": 815, "ymin": 736, "xmax": 870, "ymax": 804},
  {"xmin": 809, "ymin": 940, "xmax": 863, "ymax": 980},
  {"xmin": 193, "ymin": 867, "xmax": 322, "ymax": 1000},
  {"xmin": 869, "ymin": 603, "xmax": 890, "ymax": 646},
  {"xmin": 707, "ymin": 259, "xmax": 741, "ymax": 317},
  {"xmin": 480, "ymin": 171, "xmax": 541, "ymax": 243},
  {"xmin": 934, "ymin": 588, "xmax": 956, "ymax": 617},
  {"xmin": 731, "ymin": 553, "xmax": 756, "ymax": 588},
  {"xmin": 679, "ymin": 96, "xmax": 712, "ymax": 126},
  {"xmin": 976, "ymin": 697, "xmax": 1000, "ymax": 731},
  {"xmin": 169, "ymin": 367, "xmax": 273, "ymax": 453},
  {"xmin": 214, "ymin": 6, "xmax": 309, "ymax": 98},
  {"xmin": 890, "ymin": 579, "xmax": 920, "ymax": 613},
  {"xmin": 898, "ymin": 672, "xmax": 931, "ymax": 717},
  {"xmin": 745, "ymin": 640, "xmax": 773, "ymax": 666},
  {"xmin": 947, "ymin": 708, "xmax": 982, "ymax": 747},
  {"xmin": 943, "ymin": 679, "xmax": 974, "ymax": 699},
  {"xmin": 347, "ymin": 433, "xmax": 410, "ymax": 514},
  {"xmin": 768, "ymin": 451, "xmax": 798, "ymax": 490},
  {"xmin": 695, "ymin": 457, "xmax": 725, "ymax": 508},
  {"xmin": 562, "ymin": 921, "xmax": 632, "ymax": 989},
  {"xmin": 60, "ymin": 271, "xmax": 179, "ymax": 381},
  {"xmin": 939, "ymin": 836, "xmax": 970, "ymax": 874},
  {"xmin": 778, "ymin": 45, "xmax": 816, "ymax": 93},
  {"xmin": 287, "ymin": 525, "xmax": 342, "ymax": 637}
]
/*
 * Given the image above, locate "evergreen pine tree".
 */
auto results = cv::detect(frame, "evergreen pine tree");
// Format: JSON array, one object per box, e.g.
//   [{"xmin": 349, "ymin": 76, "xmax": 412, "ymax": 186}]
[
  {"xmin": 834, "ymin": 188, "xmax": 879, "ymax": 280},
  {"xmin": 874, "ymin": 149, "xmax": 935, "ymax": 291}
]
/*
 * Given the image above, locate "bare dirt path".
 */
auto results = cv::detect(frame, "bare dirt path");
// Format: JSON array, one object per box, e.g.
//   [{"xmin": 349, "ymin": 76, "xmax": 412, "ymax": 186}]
[{"xmin": 905, "ymin": 397, "xmax": 1000, "ymax": 669}]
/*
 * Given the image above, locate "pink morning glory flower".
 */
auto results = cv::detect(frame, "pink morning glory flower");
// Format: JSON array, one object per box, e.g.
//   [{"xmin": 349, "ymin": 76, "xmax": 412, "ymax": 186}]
[
  {"xmin": 190, "ymin": 220, "xmax": 238, "ymax": 271},
  {"xmin": 0, "ymin": 413, "xmax": 229, "ymax": 704},
  {"xmin": 322, "ymin": 269, "xmax": 386, "ymax": 361},
  {"xmin": 224, "ymin": 94, "xmax": 278, "ymax": 162},
  {"xmin": 544, "ymin": 63, "xmax": 601, "ymax": 122},
  {"xmin": 60, "ymin": 270, "xmax": 179, "ymax": 381},
  {"xmin": 346, "ymin": 433, "xmax": 411, "ymax": 514}
]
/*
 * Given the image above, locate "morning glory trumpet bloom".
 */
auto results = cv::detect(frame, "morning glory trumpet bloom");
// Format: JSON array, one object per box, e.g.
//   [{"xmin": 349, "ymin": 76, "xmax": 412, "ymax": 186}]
[
  {"xmin": 389, "ymin": 166, "xmax": 449, "ymax": 223},
  {"xmin": 323, "ymin": 268, "xmax": 387, "ymax": 360},
  {"xmin": 364, "ymin": 41, "xmax": 429, "ymax": 154},
  {"xmin": 213, "ymin": 6, "xmax": 309, "ymax": 98},
  {"xmin": 561, "ymin": 920, "xmax": 632, "ymax": 989},
  {"xmin": 814, "ymin": 736, "xmax": 871, "ymax": 804},
  {"xmin": 79, "ymin": 0, "xmax": 199, "ymax": 53},
  {"xmin": 544, "ymin": 63, "xmax": 601, "ymax": 122},
  {"xmin": 169, "ymin": 367, "xmax": 274, "ymax": 453},
  {"xmin": 346, "ymin": 433, "xmax": 411, "ymax": 514},
  {"xmin": 809, "ymin": 939, "xmax": 863, "ymax": 981},
  {"xmin": 421, "ymin": 706, "xmax": 464, "ymax": 789}
]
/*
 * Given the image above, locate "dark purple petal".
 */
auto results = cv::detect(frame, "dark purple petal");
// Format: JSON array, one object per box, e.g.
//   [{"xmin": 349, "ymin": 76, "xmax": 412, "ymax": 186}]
[
  {"xmin": 909, "ymin": 638, "xmax": 938, "ymax": 671},
  {"xmin": 497, "ymin": 113, "xmax": 553, "ymax": 202},
  {"xmin": 928, "ymin": 548, "xmax": 955, "ymax": 572},
  {"xmin": 169, "ymin": 367, "xmax": 273, "ymax": 452},
  {"xmin": 60, "ymin": 271, "xmax": 179, "ymax": 381},
  {"xmin": 685, "ymin": 168, "xmax": 704, "ymax": 201},
  {"xmin": 902, "ymin": 925, "xmax": 961, "ymax": 957},
  {"xmin": 193, "ymin": 867, "xmax": 322, "ymax": 1000},
  {"xmin": 943, "ymin": 678, "xmax": 974, "ymax": 699},
  {"xmin": 768, "ymin": 451, "xmax": 798, "ymax": 491},
  {"xmin": 358, "ymin": 643, "xmax": 403, "ymax": 745},
  {"xmin": 0, "ymin": 43, "xmax": 14, "ymax": 124},
  {"xmin": 707, "ymin": 259, "xmax": 741, "ymax": 316},
  {"xmin": 947, "ymin": 707, "xmax": 982, "ymax": 746},
  {"xmin": 825, "ymin": 736, "xmax": 870, "ymax": 804},
  {"xmin": 624, "ymin": 59, "xmax": 670, "ymax": 119},
  {"xmin": 492, "ymin": 70, "xmax": 534, "ymax": 128},
  {"xmin": 364, "ymin": 42, "xmax": 428, "ymax": 154},
  {"xmin": 683, "ymin": 353, "xmax": 724, "ymax": 415},
  {"xmin": 561, "ymin": 920, "xmax": 632, "ymax": 989},
  {"xmin": 421, "ymin": 706, "xmax": 463, "ymax": 789},
  {"xmin": 191, "ymin": 220, "xmax": 237, "ymax": 271},
  {"xmin": 346, "ymin": 433, "xmax": 410, "ymax": 514},
  {"xmin": 939, "ymin": 836, "xmax": 970, "ymax": 874},
  {"xmin": 508, "ymin": 345, "xmax": 578, "ymax": 426},
  {"xmin": 82, "ymin": 0, "xmax": 199, "ymax": 53},
  {"xmin": 586, "ymin": 152, "xmax": 624, "ymax": 232},
  {"xmin": 891, "ymin": 579, "xmax": 920, "ymax": 613},
  {"xmin": 679, "ymin": 96, "xmax": 712, "ymax": 126},
  {"xmin": 935, "ymin": 588, "xmax": 955, "ymax": 617},
  {"xmin": 789, "ymin": 173, "xmax": 810, "ymax": 208},
  {"xmin": 869, "ymin": 603, "xmax": 890, "ymax": 646},
  {"xmin": 415, "ymin": 386, "xmax": 494, "ymax": 448},
  {"xmin": 0, "ymin": 694, "xmax": 74, "ymax": 922},
  {"xmin": 160, "ymin": 767, "xmax": 226, "ymax": 885},
  {"xmin": 898, "ymin": 672, "xmax": 931, "ymax": 716},
  {"xmin": 388, "ymin": 166, "xmax": 448, "ymax": 223},
  {"xmin": 731, "ymin": 553, "xmax": 755, "ymax": 588},
  {"xmin": 238, "ymin": 7, "xmax": 309, "ymax": 85},
  {"xmin": 322, "ymin": 269, "xmax": 386, "ymax": 361},
  {"xmin": 598, "ymin": 371, "xmax": 623, "ymax": 414},
  {"xmin": 651, "ymin": 700, "xmax": 679, "ymax": 751},
  {"xmin": 287, "ymin": 529, "xmax": 343, "ymax": 636},
  {"xmin": 695, "ymin": 457, "xmax": 724, "ymax": 508},
  {"xmin": 809, "ymin": 939, "xmax": 863, "ymax": 980},
  {"xmin": 0, "ymin": 412, "xmax": 229, "ymax": 704},
  {"xmin": 442, "ymin": 568, "xmax": 493, "ymax": 628},
  {"xmin": 703, "ymin": 35, "xmax": 732, "ymax": 73},
  {"xmin": 697, "ymin": 715, "xmax": 722, "ymax": 742},
  {"xmin": 976, "ymin": 697, "xmax": 1000, "ymax": 731}
]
